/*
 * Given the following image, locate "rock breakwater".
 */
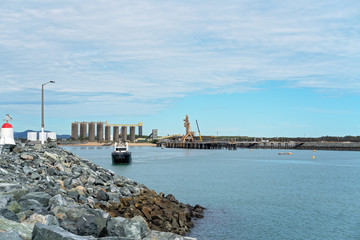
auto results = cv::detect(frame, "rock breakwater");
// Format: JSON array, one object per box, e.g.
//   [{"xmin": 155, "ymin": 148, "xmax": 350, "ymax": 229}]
[{"xmin": 0, "ymin": 143, "xmax": 204, "ymax": 240}]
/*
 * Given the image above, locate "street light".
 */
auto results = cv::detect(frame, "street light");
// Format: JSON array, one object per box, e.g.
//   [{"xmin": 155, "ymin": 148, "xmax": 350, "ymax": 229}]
[{"xmin": 41, "ymin": 81, "xmax": 55, "ymax": 144}]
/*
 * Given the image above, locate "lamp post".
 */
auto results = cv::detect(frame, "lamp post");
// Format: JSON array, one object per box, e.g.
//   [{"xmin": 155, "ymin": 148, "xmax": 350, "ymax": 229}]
[{"xmin": 41, "ymin": 81, "xmax": 55, "ymax": 144}]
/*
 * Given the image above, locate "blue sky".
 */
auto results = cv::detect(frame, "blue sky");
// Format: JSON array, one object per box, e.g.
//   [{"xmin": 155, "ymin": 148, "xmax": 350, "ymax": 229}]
[{"xmin": 1, "ymin": 0, "xmax": 359, "ymax": 137}]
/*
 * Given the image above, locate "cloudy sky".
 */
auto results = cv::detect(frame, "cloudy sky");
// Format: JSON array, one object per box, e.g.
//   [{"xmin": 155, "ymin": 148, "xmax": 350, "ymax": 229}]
[{"xmin": 1, "ymin": 0, "xmax": 359, "ymax": 137}]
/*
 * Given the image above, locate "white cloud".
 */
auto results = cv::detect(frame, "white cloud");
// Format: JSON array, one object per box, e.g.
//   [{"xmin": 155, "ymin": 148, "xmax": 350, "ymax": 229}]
[{"xmin": 0, "ymin": 0, "xmax": 359, "ymax": 132}]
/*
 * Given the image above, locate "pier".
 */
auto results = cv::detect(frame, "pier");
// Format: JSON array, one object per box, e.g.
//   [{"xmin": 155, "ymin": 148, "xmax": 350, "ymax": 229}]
[
  {"xmin": 157, "ymin": 141, "xmax": 238, "ymax": 150},
  {"xmin": 157, "ymin": 141, "xmax": 360, "ymax": 151}
]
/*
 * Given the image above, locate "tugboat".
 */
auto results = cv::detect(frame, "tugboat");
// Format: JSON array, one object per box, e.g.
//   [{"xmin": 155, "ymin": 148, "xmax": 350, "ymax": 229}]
[{"xmin": 112, "ymin": 142, "xmax": 132, "ymax": 164}]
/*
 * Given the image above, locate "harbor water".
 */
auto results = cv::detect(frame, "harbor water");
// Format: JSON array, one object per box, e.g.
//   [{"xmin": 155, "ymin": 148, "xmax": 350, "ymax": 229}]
[{"xmin": 62, "ymin": 146, "xmax": 360, "ymax": 240}]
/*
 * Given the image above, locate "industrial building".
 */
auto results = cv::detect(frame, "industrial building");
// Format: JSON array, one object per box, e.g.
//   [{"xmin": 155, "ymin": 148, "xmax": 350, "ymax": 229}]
[{"xmin": 27, "ymin": 132, "xmax": 57, "ymax": 142}]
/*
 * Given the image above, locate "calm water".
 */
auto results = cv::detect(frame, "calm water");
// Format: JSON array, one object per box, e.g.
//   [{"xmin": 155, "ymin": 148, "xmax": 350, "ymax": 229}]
[{"xmin": 62, "ymin": 146, "xmax": 360, "ymax": 240}]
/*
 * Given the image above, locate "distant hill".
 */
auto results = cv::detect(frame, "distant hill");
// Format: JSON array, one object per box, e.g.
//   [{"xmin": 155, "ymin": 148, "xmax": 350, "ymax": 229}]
[{"xmin": 13, "ymin": 130, "xmax": 70, "ymax": 140}]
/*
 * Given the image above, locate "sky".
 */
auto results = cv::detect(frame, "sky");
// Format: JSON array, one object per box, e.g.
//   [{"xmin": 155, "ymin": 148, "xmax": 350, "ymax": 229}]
[{"xmin": 0, "ymin": 0, "xmax": 359, "ymax": 137}]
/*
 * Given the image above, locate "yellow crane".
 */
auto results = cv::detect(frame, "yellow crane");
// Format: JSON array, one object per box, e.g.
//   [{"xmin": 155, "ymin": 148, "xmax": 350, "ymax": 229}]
[{"xmin": 196, "ymin": 120, "xmax": 202, "ymax": 142}]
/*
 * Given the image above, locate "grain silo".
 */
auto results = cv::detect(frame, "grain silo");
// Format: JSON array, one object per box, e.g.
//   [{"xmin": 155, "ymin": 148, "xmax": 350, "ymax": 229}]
[
  {"xmin": 121, "ymin": 126, "xmax": 127, "ymax": 142},
  {"xmin": 88, "ymin": 122, "xmax": 95, "ymax": 142},
  {"xmin": 80, "ymin": 122, "xmax": 87, "ymax": 139},
  {"xmin": 130, "ymin": 126, "xmax": 135, "ymax": 142},
  {"xmin": 113, "ymin": 126, "xmax": 119, "ymax": 142},
  {"xmin": 71, "ymin": 122, "xmax": 79, "ymax": 140},
  {"xmin": 105, "ymin": 126, "xmax": 111, "ymax": 141},
  {"xmin": 97, "ymin": 122, "xmax": 104, "ymax": 142}
]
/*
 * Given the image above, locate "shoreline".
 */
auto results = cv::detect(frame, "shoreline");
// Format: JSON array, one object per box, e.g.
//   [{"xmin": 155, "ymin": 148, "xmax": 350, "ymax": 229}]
[{"xmin": 58, "ymin": 142, "xmax": 156, "ymax": 147}]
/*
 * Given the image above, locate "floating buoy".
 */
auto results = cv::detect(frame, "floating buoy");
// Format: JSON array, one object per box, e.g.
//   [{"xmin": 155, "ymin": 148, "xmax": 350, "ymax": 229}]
[
  {"xmin": 250, "ymin": 149, "xmax": 253, "ymax": 152},
  {"xmin": 313, "ymin": 150, "xmax": 316, "ymax": 152},
  {"xmin": 0, "ymin": 115, "xmax": 15, "ymax": 145},
  {"xmin": 312, "ymin": 156, "xmax": 315, "ymax": 159}
]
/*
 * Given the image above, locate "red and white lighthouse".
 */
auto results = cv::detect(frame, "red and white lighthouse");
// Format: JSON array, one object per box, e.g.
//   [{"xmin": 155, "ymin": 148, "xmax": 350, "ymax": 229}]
[{"xmin": 0, "ymin": 114, "xmax": 15, "ymax": 145}]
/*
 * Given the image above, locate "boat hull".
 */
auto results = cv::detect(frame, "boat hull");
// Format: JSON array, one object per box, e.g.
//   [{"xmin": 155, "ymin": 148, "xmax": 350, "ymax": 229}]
[{"xmin": 112, "ymin": 152, "xmax": 132, "ymax": 164}]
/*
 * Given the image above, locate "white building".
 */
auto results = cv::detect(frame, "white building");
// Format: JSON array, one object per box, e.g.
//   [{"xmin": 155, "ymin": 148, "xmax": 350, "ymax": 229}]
[{"xmin": 27, "ymin": 132, "xmax": 37, "ymax": 141}]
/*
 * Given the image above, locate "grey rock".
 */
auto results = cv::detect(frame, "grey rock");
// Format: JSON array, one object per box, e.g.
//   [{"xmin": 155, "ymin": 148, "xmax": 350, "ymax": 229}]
[
  {"xmin": 23, "ymin": 213, "xmax": 59, "ymax": 226},
  {"xmin": 32, "ymin": 223, "xmax": 89, "ymax": 240},
  {"xmin": 65, "ymin": 206, "xmax": 86, "ymax": 222},
  {"xmin": 18, "ymin": 199, "xmax": 44, "ymax": 213},
  {"xmin": 0, "ymin": 218, "xmax": 34, "ymax": 240},
  {"xmin": 106, "ymin": 216, "xmax": 150, "ymax": 239},
  {"xmin": 47, "ymin": 167, "xmax": 57, "ymax": 176},
  {"xmin": 96, "ymin": 189, "xmax": 109, "ymax": 201},
  {"xmin": 31, "ymin": 172, "xmax": 41, "ymax": 180},
  {"xmin": 0, "ymin": 195, "xmax": 11, "ymax": 209},
  {"xmin": 17, "ymin": 210, "xmax": 33, "ymax": 222},
  {"xmin": 7, "ymin": 201, "xmax": 22, "ymax": 214},
  {"xmin": 7, "ymin": 189, "xmax": 30, "ymax": 201},
  {"xmin": 0, "ymin": 183, "xmax": 22, "ymax": 192},
  {"xmin": 12, "ymin": 145, "xmax": 23, "ymax": 153},
  {"xmin": 23, "ymin": 166, "xmax": 34, "ymax": 175},
  {"xmin": 76, "ymin": 209, "xmax": 110, "ymax": 237},
  {"xmin": 49, "ymin": 194, "xmax": 68, "ymax": 209},
  {"xmin": 20, "ymin": 154, "xmax": 34, "ymax": 161},
  {"xmin": 44, "ymin": 152, "xmax": 59, "ymax": 163},
  {"xmin": 19, "ymin": 192, "xmax": 51, "ymax": 207},
  {"xmin": 33, "ymin": 144, "xmax": 43, "ymax": 150},
  {"xmin": 47, "ymin": 142, "xmax": 58, "ymax": 148},
  {"xmin": 0, "ymin": 230, "xmax": 23, "ymax": 240},
  {"xmin": 0, "ymin": 167, "xmax": 9, "ymax": 175},
  {"xmin": 143, "ymin": 230, "xmax": 197, "ymax": 240},
  {"xmin": 120, "ymin": 187, "xmax": 131, "ymax": 196},
  {"xmin": 0, "ymin": 208, "xmax": 18, "ymax": 221},
  {"xmin": 96, "ymin": 237, "xmax": 134, "ymax": 240}
]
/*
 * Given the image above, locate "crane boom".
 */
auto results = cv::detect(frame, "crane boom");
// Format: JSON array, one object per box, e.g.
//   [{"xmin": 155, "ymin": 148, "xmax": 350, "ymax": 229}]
[{"xmin": 196, "ymin": 120, "xmax": 202, "ymax": 142}]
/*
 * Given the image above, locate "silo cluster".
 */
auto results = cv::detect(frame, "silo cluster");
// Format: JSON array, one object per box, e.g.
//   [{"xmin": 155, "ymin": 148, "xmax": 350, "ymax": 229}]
[{"xmin": 71, "ymin": 121, "xmax": 143, "ymax": 142}]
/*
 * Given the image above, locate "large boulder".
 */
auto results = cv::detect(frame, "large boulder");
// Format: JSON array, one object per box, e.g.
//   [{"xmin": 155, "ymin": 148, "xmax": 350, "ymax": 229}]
[
  {"xmin": 143, "ymin": 230, "xmax": 197, "ymax": 240},
  {"xmin": 32, "ymin": 223, "xmax": 93, "ymax": 240},
  {"xmin": 23, "ymin": 213, "xmax": 59, "ymax": 226},
  {"xmin": 0, "ymin": 218, "xmax": 34, "ymax": 240},
  {"xmin": 19, "ymin": 192, "xmax": 51, "ymax": 207},
  {"xmin": 0, "ymin": 208, "xmax": 18, "ymax": 221},
  {"xmin": 106, "ymin": 215, "xmax": 150, "ymax": 239},
  {"xmin": 76, "ymin": 209, "xmax": 110, "ymax": 237},
  {"xmin": 18, "ymin": 199, "xmax": 45, "ymax": 214},
  {"xmin": 0, "ymin": 183, "xmax": 22, "ymax": 192},
  {"xmin": 48, "ymin": 194, "xmax": 68, "ymax": 210},
  {"xmin": 43, "ymin": 152, "xmax": 59, "ymax": 163},
  {"xmin": 0, "ymin": 195, "xmax": 11, "ymax": 209},
  {"xmin": 0, "ymin": 230, "xmax": 23, "ymax": 240}
]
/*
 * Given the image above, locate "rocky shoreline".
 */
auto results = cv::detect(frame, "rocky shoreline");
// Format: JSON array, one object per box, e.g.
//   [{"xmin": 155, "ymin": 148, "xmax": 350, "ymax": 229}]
[{"xmin": 0, "ymin": 143, "xmax": 204, "ymax": 240}]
